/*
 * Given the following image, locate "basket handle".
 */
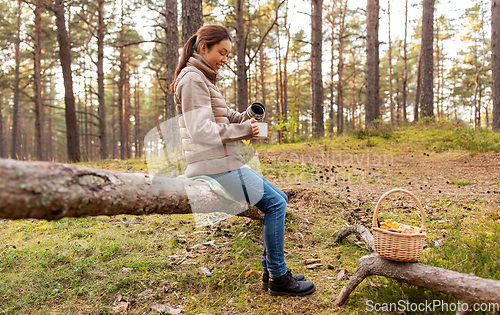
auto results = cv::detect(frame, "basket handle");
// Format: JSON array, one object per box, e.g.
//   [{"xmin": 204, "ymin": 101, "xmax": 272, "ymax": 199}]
[{"xmin": 371, "ymin": 188, "xmax": 426, "ymax": 232}]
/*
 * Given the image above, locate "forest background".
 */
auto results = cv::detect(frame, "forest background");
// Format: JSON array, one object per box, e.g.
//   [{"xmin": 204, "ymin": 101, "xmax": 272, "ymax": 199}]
[{"xmin": 0, "ymin": 0, "xmax": 498, "ymax": 163}]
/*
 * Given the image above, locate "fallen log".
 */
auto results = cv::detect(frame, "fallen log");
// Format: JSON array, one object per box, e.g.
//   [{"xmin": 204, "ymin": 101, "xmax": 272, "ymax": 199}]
[
  {"xmin": 334, "ymin": 226, "xmax": 500, "ymax": 314},
  {"xmin": 0, "ymin": 158, "xmax": 264, "ymax": 221}
]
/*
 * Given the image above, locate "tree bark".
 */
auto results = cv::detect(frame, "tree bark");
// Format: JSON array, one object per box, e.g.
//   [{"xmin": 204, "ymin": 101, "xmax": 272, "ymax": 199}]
[
  {"xmin": 334, "ymin": 253, "xmax": 500, "ymax": 314},
  {"xmin": 34, "ymin": 0, "xmax": 44, "ymax": 161},
  {"xmin": 97, "ymin": 0, "xmax": 108, "ymax": 160},
  {"xmin": 365, "ymin": 0, "xmax": 380, "ymax": 127},
  {"xmin": 181, "ymin": 0, "xmax": 203, "ymax": 45},
  {"xmin": 54, "ymin": 0, "xmax": 80, "ymax": 163},
  {"xmin": 118, "ymin": 0, "xmax": 126, "ymax": 160},
  {"xmin": 135, "ymin": 68, "xmax": 141, "ymax": 158},
  {"xmin": 0, "ymin": 97, "xmax": 4, "ymax": 158},
  {"xmin": 492, "ymin": 0, "xmax": 500, "ymax": 130},
  {"xmin": 388, "ymin": 0, "xmax": 394, "ymax": 125},
  {"xmin": 333, "ymin": 224, "xmax": 375, "ymax": 252},
  {"xmin": 0, "ymin": 158, "xmax": 264, "ymax": 221},
  {"xmin": 235, "ymin": 0, "xmax": 248, "ymax": 112},
  {"xmin": 413, "ymin": 47, "xmax": 422, "ymax": 122},
  {"xmin": 337, "ymin": 0, "xmax": 347, "ymax": 135},
  {"xmin": 11, "ymin": 0, "xmax": 22, "ymax": 160},
  {"xmin": 311, "ymin": 0, "xmax": 324, "ymax": 138},
  {"xmin": 328, "ymin": 3, "xmax": 335, "ymax": 136},
  {"xmin": 165, "ymin": 0, "xmax": 178, "ymax": 120},
  {"xmin": 420, "ymin": 0, "xmax": 435, "ymax": 119},
  {"xmin": 403, "ymin": 0, "xmax": 408, "ymax": 122}
]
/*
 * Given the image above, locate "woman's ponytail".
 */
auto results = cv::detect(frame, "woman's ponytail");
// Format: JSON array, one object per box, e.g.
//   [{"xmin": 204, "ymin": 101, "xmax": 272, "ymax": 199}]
[
  {"xmin": 169, "ymin": 25, "xmax": 232, "ymax": 94},
  {"xmin": 169, "ymin": 34, "xmax": 198, "ymax": 94}
]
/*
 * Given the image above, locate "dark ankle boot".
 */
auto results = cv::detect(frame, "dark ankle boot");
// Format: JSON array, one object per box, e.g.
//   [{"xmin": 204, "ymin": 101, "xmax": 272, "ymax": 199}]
[
  {"xmin": 262, "ymin": 269, "xmax": 306, "ymax": 290},
  {"xmin": 268, "ymin": 270, "xmax": 316, "ymax": 296}
]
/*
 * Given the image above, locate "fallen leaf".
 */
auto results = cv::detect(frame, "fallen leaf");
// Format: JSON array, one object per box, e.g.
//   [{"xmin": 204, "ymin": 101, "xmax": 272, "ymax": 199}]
[
  {"xmin": 122, "ymin": 267, "xmax": 132, "ymax": 272},
  {"xmin": 303, "ymin": 258, "xmax": 321, "ymax": 265},
  {"xmin": 111, "ymin": 302, "xmax": 129, "ymax": 313},
  {"xmin": 199, "ymin": 267, "xmax": 213, "ymax": 277},
  {"xmin": 138, "ymin": 289, "xmax": 154, "ymax": 297},
  {"xmin": 150, "ymin": 304, "xmax": 184, "ymax": 314},
  {"xmin": 244, "ymin": 269, "xmax": 262, "ymax": 279},
  {"xmin": 306, "ymin": 263, "xmax": 323, "ymax": 269}
]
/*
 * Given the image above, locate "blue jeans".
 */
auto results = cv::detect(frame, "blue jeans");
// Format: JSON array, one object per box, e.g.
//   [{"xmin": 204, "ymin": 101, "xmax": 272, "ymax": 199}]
[{"xmin": 206, "ymin": 167, "xmax": 288, "ymax": 278}]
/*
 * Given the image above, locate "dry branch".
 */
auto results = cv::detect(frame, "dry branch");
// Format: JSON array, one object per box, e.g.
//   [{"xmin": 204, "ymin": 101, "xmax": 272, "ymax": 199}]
[
  {"xmin": 333, "ymin": 224, "xmax": 375, "ymax": 252},
  {"xmin": 0, "ymin": 158, "xmax": 264, "ymax": 221},
  {"xmin": 334, "ymin": 226, "xmax": 500, "ymax": 315}
]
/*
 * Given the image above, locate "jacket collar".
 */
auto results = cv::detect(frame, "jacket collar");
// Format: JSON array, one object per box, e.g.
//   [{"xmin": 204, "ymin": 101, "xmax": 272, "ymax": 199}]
[{"xmin": 187, "ymin": 52, "xmax": 224, "ymax": 84}]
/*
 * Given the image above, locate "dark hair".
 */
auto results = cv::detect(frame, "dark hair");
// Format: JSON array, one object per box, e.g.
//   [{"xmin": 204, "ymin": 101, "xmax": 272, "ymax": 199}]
[{"xmin": 169, "ymin": 24, "xmax": 232, "ymax": 94}]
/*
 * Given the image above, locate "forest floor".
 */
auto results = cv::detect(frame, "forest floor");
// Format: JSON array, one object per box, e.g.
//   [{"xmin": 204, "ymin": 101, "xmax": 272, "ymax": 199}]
[{"xmin": 1, "ymin": 122, "xmax": 500, "ymax": 314}]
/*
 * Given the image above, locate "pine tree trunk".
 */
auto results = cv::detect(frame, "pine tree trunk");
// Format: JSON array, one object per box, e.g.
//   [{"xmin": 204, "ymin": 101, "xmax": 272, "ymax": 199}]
[
  {"xmin": 235, "ymin": 0, "xmax": 248, "ymax": 112},
  {"xmin": 135, "ymin": 69, "xmax": 141, "ymax": 158},
  {"xmin": 0, "ymin": 97, "xmax": 4, "ymax": 158},
  {"xmin": 11, "ymin": 0, "xmax": 22, "ymax": 160},
  {"xmin": 97, "ymin": 0, "xmax": 108, "ymax": 160},
  {"xmin": 125, "ymin": 72, "xmax": 131, "ymax": 159},
  {"xmin": 420, "ymin": 0, "xmax": 434, "ymax": 119},
  {"xmin": 329, "ymin": 7, "xmax": 335, "ymax": 137},
  {"xmin": 55, "ymin": 0, "xmax": 80, "ymax": 163},
  {"xmin": 413, "ymin": 48, "xmax": 422, "ymax": 122},
  {"xmin": 0, "ymin": 159, "xmax": 264, "ymax": 222},
  {"xmin": 388, "ymin": 0, "xmax": 394, "ymax": 125},
  {"xmin": 34, "ymin": 0, "xmax": 44, "ymax": 161},
  {"xmin": 403, "ymin": 0, "xmax": 408, "ymax": 122},
  {"xmin": 181, "ymin": 0, "xmax": 203, "ymax": 44},
  {"xmin": 311, "ymin": 0, "xmax": 324, "ymax": 138},
  {"xmin": 282, "ymin": 3, "xmax": 291, "ymax": 140},
  {"xmin": 337, "ymin": 0, "xmax": 347, "ymax": 135},
  {"xmin": 112, "ymin": 82, "xmax": 116, "ymax": 159},
  {"xmin": 165, "ymin": 0, "xmax": 178, "ymax": 120},
  {"xmin": 365, "ymin": 0, "xmax": 380, "ymax": 127},
  {"xmin": 258, "ymin": 6, "xmax": 267, "ymax": 112},
  {"xmin": 493, "ymin": 0, "xmax": 500, "ymax": 130},
  {"xmin": 118, "ymin": 0, "xmax": 126, "ymax": 160}
]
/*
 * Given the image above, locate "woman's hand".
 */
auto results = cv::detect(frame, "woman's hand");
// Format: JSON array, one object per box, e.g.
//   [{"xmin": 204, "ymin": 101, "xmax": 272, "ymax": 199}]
[{"xmin": 250, "ymin": 118, "xmax": 259, "ymax": 138}]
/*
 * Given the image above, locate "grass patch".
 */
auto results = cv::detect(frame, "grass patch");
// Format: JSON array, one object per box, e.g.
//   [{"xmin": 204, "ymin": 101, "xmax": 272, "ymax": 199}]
[{"xmin": 448, "ymin": 179, "xmax": 473, "ymax": 186}]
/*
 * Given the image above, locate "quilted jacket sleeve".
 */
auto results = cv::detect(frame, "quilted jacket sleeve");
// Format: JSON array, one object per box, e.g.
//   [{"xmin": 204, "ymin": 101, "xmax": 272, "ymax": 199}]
[
  {"xmin": 176, "ymin": 72, "xmax": 253, "ymax": 144},
  {"xmin": 227, "ymin": 108, "xmax": 244, "ymax": 124}
]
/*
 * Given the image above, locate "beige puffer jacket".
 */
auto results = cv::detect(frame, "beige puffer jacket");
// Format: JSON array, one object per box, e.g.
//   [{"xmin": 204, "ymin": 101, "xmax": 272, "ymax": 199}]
[{"xmin": 174, "ymin": 52, "xmax": 254, "ymax": 177}]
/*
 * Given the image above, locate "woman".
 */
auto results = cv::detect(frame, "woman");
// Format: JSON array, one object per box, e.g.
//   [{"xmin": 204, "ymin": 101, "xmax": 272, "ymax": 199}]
[{"xmin": 170, "ymin": 24, "xmax": 316, "ymax": 297}]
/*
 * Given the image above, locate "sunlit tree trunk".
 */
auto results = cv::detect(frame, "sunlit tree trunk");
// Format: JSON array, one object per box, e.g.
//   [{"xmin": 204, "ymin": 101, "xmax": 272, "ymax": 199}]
[
  {"xmin": 365, "ymin": 0, "xmax": 380, "ymax": 126},
  {"xmin": 165, "ymin": 0, "xmax": 178, "ymax": 120},
  {"xmin": 311, "ymin": 0, "xmax": 324, "ymax": 138},
  {"xmin": 97, "ymin": 0, "xmax": 108, "ymax": 160},
  {"xmin": 11, "ymin": 0, "xmax": 22, "ymax": 160},
  {"xmin": 0, "ymin": 97, "xmax": 4, "ymax": 158},
  {"xmin": 34, "ymin": 0, "xmax": 44, "ymax": 161},
  {"xmin": 403, "ymin": 0, "xmax": 408, "ymax": 122},
  {"xmin": 493, "ymin": 0, "xmax": 500, "ymax": 130},
  {"xmin": 235, "ymin": 0, "xmax": 248, "ymax": 112},
  {"xmin": 337, "ymin": 0, "xmax": 347, "ymax": 135},
  {"xmin": 413, "ymin": 48, "xmax": 422, "ymax": 122},
  {"xmin": 181, "ymin": 0, "xmax": 203, "ymax": 44},
  {"xmin": 54, "ymin": 0, "xmax": 80, "ymax": 162},
  {"xmin": 387, "ymin": 0, "xmax": 394, "ymax": 125},
  {"xmin": 420, "ymin": 0, "xmax": 434, "ymax": 119}
]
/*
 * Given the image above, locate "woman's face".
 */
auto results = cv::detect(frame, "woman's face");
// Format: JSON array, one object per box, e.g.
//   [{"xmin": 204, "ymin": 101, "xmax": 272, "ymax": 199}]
[{"xmin": 198, "ymin": 39, "xmax": 232, "ymax": 73}]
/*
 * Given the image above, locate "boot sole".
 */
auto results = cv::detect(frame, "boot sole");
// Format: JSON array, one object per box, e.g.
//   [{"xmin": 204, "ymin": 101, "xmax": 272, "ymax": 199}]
[{"xmin": 269, "ymin": 284, "xmax": 316, "ymax": 296}]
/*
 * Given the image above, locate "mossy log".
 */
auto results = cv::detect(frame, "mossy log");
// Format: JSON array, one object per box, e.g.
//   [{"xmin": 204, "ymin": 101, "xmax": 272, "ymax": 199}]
[{"xmin": 0, "ymin": 158, "xmax": 264, "ymax": 221}]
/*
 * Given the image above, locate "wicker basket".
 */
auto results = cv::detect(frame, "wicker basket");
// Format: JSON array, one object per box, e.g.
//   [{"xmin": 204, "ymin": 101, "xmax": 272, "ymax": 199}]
[{"xmin": 372, "ymin": 188, "xmax": 426, "ymax": 262}]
